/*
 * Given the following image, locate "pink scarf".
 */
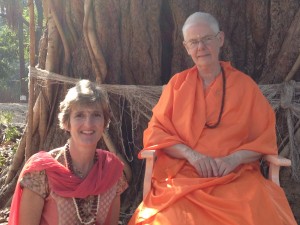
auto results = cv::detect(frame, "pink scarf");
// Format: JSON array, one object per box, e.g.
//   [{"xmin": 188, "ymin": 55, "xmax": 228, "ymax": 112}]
[{"xmin": 8, "ymin": 149, "xmax": 124, "ymax": 225}]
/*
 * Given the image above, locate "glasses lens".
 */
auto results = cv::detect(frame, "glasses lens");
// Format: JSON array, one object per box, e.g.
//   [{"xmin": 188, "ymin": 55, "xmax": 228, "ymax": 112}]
[
  {"xmin": 188, "ymin": 40, "xmax": 198, "ymax": 49},
  {"xmin": 186, "ymin": 32, "xmax": 219, "ymax": 49}
]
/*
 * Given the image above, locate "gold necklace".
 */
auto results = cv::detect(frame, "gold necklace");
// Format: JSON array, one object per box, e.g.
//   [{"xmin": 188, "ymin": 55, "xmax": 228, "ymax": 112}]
[{"xmin": 64, "ymin": 143, "xmax": 99, "ymax": 224}]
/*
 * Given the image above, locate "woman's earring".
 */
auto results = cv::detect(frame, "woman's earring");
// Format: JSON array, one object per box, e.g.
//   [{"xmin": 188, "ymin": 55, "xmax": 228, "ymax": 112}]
[{"xmin": 106, "ymin": 119, "xmax": 111, "ymax": 130}]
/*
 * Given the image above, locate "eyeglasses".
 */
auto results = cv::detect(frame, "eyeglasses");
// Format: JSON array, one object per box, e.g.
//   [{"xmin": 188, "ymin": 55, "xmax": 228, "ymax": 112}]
[{"xmin": 184, "ymin": 32, "xmax": 220, "ymax": 50}]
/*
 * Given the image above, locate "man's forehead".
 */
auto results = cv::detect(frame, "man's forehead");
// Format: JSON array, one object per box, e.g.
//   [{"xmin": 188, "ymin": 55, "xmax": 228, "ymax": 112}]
[
  {"xmin": 185, "ymin": 32, "xmax": 215, "ymax": 42},
  {"xmin": 184, "ymin": 22, "xmax": 214, "ymax": 39}
]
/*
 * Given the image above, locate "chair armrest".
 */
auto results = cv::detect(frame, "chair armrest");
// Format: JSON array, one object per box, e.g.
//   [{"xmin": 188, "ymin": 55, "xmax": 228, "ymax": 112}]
[
  {"xmin": 140, "ymin": 149, "xmax": 157, "ymax": 159},
  {"xmin": 140, "ymin": 150, "xmax": 157, "ymax": 199},
  {"xmin": 263, "ymin": 155, "xmax": 291, "ymax": 166},
  {"xmin": 262, "ymin": 155, "xmax": 291, "ymax": 186}
]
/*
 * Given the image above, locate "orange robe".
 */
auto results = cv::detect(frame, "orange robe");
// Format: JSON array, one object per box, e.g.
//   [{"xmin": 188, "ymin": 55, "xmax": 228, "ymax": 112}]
[{"xmin": 129, "ymin": 62, "xmax": 297, "ymax": 225}]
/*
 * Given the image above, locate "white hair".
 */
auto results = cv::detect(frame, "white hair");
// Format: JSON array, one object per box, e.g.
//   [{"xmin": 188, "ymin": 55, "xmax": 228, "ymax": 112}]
[{"xmin": 182, "ymin": 12, "xmax": 220, "ymax": 39}]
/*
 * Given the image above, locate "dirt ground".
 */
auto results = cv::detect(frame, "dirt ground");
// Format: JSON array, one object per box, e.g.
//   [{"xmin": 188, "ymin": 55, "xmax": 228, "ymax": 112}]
[
  {"xmin": 0, "ymin": 103, "xmax": 299, "ymax": 224},
  {"xmin": 0, "ymin": 103, "xmax": 28, "ymax": 125}
]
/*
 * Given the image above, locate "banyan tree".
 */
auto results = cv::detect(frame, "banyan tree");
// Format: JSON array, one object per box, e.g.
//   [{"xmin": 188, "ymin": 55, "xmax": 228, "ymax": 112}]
[{"xmin": 1, "ymin": 0, "xmax": 300, "ymax": 223}]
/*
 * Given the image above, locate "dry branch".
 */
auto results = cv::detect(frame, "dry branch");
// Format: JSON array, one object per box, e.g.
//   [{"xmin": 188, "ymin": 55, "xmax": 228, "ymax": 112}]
[
  {"xmin": 83, "ymin": 0, "xmax": 99, "ymax": 81},
  {"xmin": 5, "ymin": 129, "xmax": 26, "ymax": 185},
  {"xmin": 285, "ymin": 54, "xmax": 300, "ymax": 81},
  {"xmin": 65, "ymin": 0, "xmax": 77, "ymax": 48},
  {"xmin": 83, "ymin": 0, "xmax": 107, "ymax": 83}
]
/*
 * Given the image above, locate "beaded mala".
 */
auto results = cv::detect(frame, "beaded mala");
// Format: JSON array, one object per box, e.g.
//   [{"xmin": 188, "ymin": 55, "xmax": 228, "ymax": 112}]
[
  {"xmin": 205, "ymin": 66, "xmax": 226, "ymax": 129},
  {"xmin": 64, "ymin": 143, "xmax": 100, "ymax": 224}
]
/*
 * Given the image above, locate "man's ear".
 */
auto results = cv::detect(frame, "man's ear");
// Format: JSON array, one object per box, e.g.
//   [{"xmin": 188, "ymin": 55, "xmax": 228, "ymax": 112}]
[{"xmin": 218, "ymin": 31, "xmax": 225, "ymax": 47}]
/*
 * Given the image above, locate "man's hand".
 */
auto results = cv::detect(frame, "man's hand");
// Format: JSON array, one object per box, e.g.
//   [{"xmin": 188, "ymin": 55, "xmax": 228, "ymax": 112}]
[
  {"xmin": 215, "ymin": 150, "xmax": 262, "ymax": 176},
  {"xmin": 163, "ymin": 144, "xmax": 219, "ymax": 178},
  {"xmin": 187, "ymin": 150, "xmax": 219, "ymax": 178},
  {"xmin": 215, "ymin": 155, "xmax": 240, "ymax": 176},
  {"xmin": 163, "ymin": 144, "xmax": 262, "ymax": 178}
]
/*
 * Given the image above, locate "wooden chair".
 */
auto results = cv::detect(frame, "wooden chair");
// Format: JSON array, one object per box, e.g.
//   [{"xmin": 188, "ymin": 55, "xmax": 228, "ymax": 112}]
[{"xmin": 141, "ymin": 150, "xmax": 291, "ymax": 199}]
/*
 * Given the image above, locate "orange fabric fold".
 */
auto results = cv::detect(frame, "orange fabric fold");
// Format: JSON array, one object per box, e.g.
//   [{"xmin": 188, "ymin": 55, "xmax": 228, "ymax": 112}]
[{"xmin": 130, "ymin": 62, "xmax": 296, "ymax": 225}]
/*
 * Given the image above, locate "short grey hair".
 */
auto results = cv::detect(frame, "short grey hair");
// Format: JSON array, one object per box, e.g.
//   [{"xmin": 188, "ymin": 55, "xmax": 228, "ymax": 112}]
[{"xmin": 182, "ymin": 12, "xmax": 220, "ymax": 39}]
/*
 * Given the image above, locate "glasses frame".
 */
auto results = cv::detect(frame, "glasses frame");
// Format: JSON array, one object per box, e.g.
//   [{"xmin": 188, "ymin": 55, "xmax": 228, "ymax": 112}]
[{"xmin": 184, "ymin": 31, "xmax": 221, "ymax": 50}]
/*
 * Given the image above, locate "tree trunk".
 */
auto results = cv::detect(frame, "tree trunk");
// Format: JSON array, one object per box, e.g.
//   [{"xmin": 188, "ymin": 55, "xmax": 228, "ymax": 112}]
[
  {"xmin": 1, "ymin": 0, "xmax": 300, "ymax": 224},
  {"xmin": 18, "ymin": 6, "xmax": 27, "ymax": 101}
]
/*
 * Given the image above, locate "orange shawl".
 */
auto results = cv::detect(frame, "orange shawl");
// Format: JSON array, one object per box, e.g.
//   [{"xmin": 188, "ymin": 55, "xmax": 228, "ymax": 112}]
[
  {"xmin": 8, "ymin": 149, "xmax": 123, "ymax": 225},
  {"xmin": 129, "ymin": 62, "xmax": 296, "ymax": 225}
]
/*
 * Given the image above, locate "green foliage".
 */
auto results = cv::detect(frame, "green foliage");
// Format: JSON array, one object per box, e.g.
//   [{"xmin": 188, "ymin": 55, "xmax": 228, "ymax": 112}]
[
  {"xmin": 0, "ymin": 112, "xmax": 20, "ymax": 165},
  {"xmin": 3, "ymin": 125, "xmax": 20, "ymax": 142},
  {"xmin": 21, "ymin": 7, "xmax": 30, "ymax": 61},
  {"xmin": 0, "ymin": 153, "xmax": 5, "ymax": 167},
  {"xmin": 0, "ymin": 20, "xmax": 19, "ymax": 84},
  {"xmin": 0, "ymin": 111, "xmax": 21, "ymax": 143},
  {"xmin": 0, "ymin": 14, "xmax": 29, "ymax": 101},
  {"xmin": 0, "ymin": 111, "xmax": 14, "ymax": 124}
]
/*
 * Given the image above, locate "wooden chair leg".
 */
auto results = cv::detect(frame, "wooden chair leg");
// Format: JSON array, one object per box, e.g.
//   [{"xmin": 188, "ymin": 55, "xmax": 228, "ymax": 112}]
[{"xmin": 141, "ymin": 150, "xmax": 156, "ymax": 199}]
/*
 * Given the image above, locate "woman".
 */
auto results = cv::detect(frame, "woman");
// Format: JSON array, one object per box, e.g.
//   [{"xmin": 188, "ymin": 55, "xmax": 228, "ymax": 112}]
[
  {"xmin": 129, "ymin": 12, "xmax": 296, "ymax": 225},
  {"xmin": 8, "ymin": 80, "xmax": 127, "ymax": 225}
]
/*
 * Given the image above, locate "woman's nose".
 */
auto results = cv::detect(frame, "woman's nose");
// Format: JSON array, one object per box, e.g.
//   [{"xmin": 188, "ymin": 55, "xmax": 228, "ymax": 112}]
[{"xmin": 84, "ymin": 115, "xmax": 94, "ymax": 126}]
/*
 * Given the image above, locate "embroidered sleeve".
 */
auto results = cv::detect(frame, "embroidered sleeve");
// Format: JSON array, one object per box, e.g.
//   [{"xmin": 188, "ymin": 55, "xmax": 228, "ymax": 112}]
[
  {"xmin": 20, "ymin": 170, "xmax": 49, "ymax": 198},
  {"xmin": 116, "ymin": 172, "xmax": 128, "ymax": 195}
]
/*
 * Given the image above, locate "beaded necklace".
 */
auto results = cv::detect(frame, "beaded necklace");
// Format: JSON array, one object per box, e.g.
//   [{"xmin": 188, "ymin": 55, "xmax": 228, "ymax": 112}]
[
  {"xmin": 205, "ymin": 66, "xmax": 226, "ymax": 129},
  {"xmin": 64, "ymin": 143, "xmax": 99, "ymax": 224}
]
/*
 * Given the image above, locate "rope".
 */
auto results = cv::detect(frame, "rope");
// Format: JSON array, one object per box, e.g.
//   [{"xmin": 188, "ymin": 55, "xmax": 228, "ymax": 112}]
[{"xmin": 280, "ymin": 81, "xmax": 300, "ymax": 181}]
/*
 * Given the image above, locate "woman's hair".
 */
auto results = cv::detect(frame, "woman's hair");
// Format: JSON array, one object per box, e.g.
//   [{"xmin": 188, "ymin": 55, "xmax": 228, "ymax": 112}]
[
  {"xmin": 182, "ymin": 12, "xmax": 220, "ymax": 39},
  {"xmin": 58, "ymin": 80, "xmax": 111, "ymax": 130}
]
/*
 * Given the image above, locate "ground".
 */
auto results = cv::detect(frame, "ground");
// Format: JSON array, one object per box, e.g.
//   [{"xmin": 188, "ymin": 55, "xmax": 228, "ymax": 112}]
[
  {"xmin": 0, "ymin": 103, "xmax": 28, "ymax": 125},
  {"xmin": 0, "ymin": 103, "xmax": 28, "ymax": 224},
  {"xmin": 0, "ymin": 103, "xmax": 299, "ymax": 224}
]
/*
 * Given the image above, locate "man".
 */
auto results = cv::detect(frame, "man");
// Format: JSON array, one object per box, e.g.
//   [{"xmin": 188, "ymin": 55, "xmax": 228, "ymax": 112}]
[{"xmin": 129, "ymin": 12, "xmax": 296, "ymax": 225}]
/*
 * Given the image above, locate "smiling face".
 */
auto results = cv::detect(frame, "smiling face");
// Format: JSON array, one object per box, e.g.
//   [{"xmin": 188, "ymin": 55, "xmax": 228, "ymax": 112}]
[
  {"xmin": 183, "ymin": 22, "xmax": 224, "ymax": 70},
  {"xmin": 65, "ymin": 103, "xmax": 105, "ymax": 149}
]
